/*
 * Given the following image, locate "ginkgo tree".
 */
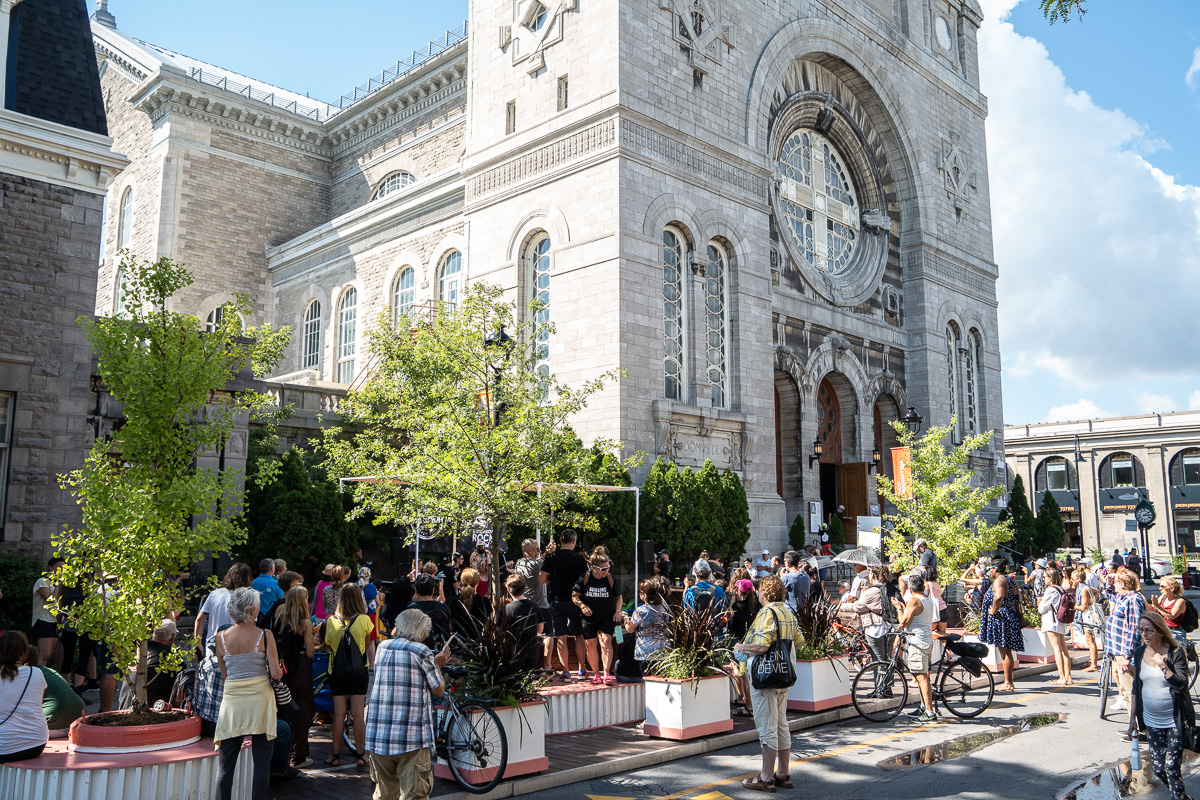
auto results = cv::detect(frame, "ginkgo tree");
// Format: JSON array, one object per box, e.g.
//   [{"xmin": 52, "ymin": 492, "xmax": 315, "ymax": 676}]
[
  {"xmin": 53, "ymin": 254, "xmax": 287, "ymax": 715},
  {"xmin": 876, "ymin": 417, "xmax": 1013, "ymax": 573},
  {"xmin": 321, "ymin": 283, "xmax": 631, "ymax": 606}
]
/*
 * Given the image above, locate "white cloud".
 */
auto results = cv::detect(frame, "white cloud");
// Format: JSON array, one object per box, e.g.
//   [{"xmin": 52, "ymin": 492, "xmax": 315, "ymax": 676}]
[
  {"xmin": 1044, "ymin": 399, "xmax": 1110, "ymax": 422},
  {"xmin": 1187, "ymin": 47, "xmax": 1200, "ymax": 88},
  {"xmin": 979, "ymin": 2, "xmax": 1200, "ymax": 402},
  {"xmin": 1133, "ymin": 391, "xmax": 1178, "ymax": 414},
  {"xmin": 1189, "ymin": 390, "xmax": 1200, "ymax": 411}
]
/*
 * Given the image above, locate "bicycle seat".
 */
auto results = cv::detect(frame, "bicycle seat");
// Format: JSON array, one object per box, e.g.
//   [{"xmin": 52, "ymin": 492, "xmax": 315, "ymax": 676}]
[
  {"xmin": 443, "ymin": 664, "xmax": 469, "ymax": 679},
  {"xmin": 937, "ymin": 632, "xmax": 962, "ymax": 642}
]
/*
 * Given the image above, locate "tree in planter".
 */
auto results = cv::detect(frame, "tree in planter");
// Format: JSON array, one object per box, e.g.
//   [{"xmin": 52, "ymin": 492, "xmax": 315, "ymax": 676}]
[
  {"xmin": 1007, "ymin": 476, "xmax": 1038, "ymax": 556},
  {"xmin": 876, "ymin": 418, "xmax": 1013, "ymax": 573},
  {"xmin": 826, "ymin": 514, "xmax": 846, "ymax": 550},
  {"xmin": 53, "ymin": 254, "xmax": 286, "ymax": 715},
  {"xmin": 788, "ymin": 514, "xmax": 807, "ymax": 552},
  {"xmin": 321, "ymin": 283, "xmax": 631, "ymax": 609},
  {"xmin": 1035, "ymin": 491, "xmax": 1066, "ymax": 556}
]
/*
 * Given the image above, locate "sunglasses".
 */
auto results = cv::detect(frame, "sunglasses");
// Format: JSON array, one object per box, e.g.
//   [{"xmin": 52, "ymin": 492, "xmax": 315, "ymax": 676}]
[{"xmin": 595, "ymin": 566, "xmax": 610, "ymax": 572}]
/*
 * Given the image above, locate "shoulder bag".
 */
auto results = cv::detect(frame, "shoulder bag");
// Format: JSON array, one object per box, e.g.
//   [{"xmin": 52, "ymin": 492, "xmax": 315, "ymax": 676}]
[
  {"xmin": 750, "ymin": 607, "xmax": 797, "ymax": 690},
  {"xmin": 0, "ymin": 669, "xmax": 33, "ymax": 727}
]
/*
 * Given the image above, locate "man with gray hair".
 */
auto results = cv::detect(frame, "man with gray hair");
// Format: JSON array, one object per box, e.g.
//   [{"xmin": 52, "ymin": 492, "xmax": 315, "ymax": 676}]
[
  {"xmin": 513, "ymin": 539, "xmax": 552, "ymax": 668},
  {"xmin": 366, "ymin": 609, "xmax": 451, "ymax": 800}
]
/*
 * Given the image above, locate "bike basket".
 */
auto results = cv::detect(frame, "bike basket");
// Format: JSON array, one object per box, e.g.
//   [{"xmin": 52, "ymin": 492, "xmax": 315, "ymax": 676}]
[
  {"xmin": 948, "ymin": 640, "xmax": 989, "ymax": 659},
  {"xmin": 957, "ymin": 656, "xmax": 984, "ymax": 677}
]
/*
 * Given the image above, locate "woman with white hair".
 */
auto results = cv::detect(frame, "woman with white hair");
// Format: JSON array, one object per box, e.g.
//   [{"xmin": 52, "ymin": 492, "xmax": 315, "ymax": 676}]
[{"xmin": 213, "ymin": 586, "xmax": 282, "ymax": 800}]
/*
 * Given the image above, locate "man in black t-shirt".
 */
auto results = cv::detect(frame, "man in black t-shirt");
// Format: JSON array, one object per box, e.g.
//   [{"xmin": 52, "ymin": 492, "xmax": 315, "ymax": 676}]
[
  {"xmin": 408, "ymin": 573, "xmax": 452, "ymax": 649},
  {"xmin": 540, "ymin": 529, "xmax": 589, "ymax": 681},
  {"xmin": 501, "ymin": 574, "xmax": 543, "ymax": 671}
]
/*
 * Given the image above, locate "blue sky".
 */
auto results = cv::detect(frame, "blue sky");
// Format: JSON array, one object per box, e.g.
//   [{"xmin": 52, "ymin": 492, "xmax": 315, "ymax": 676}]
[{"xmin": 89, "ymin": 0, "xmax": 1200, "ymax": 426}]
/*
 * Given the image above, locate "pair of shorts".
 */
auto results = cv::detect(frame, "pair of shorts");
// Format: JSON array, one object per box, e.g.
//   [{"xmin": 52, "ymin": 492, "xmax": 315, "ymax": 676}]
[
  {"xmin": 550, "ymin": 599, "xmax": 581, "ymax": 637},
  {"xmin": 328, "ymin": 671, "xmax": 370, "ymax": 697},
  {"xmin": 96, "ymin": 642, "xmax": 120, "ymax": 676},
  {"xmin": 538, "ymin": 605, "xmax": 553, "ymax": 635},
  {"xmin": 581, "ymin": 615, "xmax": 615, "ymax": 640},
  {"xmin": 905, "ymin": 643, "xmax": 932, "ymax": 674},
  {"xmin": 31, "ymin": 619, "xmax": 57, "ymax": 641}
]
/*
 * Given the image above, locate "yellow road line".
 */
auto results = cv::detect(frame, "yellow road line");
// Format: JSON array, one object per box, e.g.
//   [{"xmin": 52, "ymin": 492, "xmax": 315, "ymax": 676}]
[{"xmin": 646, "ymin": 677, "xmax": 1095, "ymax": 800}]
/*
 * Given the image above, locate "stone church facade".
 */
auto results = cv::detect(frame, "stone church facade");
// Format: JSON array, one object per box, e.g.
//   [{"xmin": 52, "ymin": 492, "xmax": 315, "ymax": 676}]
[{"xmin": 89, "ymin": 0, "xmax": 1003, "ymax": 552}]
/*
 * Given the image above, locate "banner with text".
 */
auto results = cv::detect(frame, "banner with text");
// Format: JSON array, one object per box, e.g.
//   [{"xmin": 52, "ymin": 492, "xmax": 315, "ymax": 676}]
[{"xmin": 892, "ymin": 447, "xmax": 913, "ymax": 500}]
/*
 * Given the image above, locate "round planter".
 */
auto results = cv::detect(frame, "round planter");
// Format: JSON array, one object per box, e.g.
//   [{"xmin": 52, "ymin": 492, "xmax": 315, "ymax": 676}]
[{"xmin": 68, "ymin": 712, "xmax": 201, "ymax": 754}]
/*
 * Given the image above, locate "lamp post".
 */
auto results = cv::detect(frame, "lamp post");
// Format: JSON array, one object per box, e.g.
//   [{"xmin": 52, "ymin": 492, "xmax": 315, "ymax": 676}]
[
  {"xmin": 901, "ymin": 406, "xmax": 923, "ymax": 437},
  {"xmin": 482, "ymin": 324, "xmax": 513, "ymax": 610},
  {"xmin": 869, "ymin": 446, "xmax": 882, "ymax": 474},
  {"xmin": 809, "ymin": 437, "xmax": 823, "ymax": 468}
]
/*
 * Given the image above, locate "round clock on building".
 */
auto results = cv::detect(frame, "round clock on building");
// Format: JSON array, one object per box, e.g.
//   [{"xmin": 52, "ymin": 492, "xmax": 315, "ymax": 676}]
[{"xmin": 1133, "ymin": 501, "xmax": 1156, "ymax": 526}]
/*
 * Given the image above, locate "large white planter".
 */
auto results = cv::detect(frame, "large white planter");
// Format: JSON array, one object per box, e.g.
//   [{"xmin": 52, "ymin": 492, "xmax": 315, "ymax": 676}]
[
  {"xmin": 787, "ymin": 655, "xmax": 852, "ymax": 712},
  {"xmin": 1018, "ymin": 629, "xmax": 1054, "ymax": 664},
  {"xmin": 434, "ymin": 700, "xmax": 547, "ymax": 782},
  {"xmin": 643, "ymin": 674, "xmax": 733, "ymax": 740},
  {"xmin": 963, "ymin": 634, "xmax": 1005, "ymax": 673}
]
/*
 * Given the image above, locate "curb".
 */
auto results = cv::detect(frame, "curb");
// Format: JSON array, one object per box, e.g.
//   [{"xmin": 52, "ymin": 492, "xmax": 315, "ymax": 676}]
[{"xmin": 432, "ymin": 657, "xmax": 1079, "ymax": 800}]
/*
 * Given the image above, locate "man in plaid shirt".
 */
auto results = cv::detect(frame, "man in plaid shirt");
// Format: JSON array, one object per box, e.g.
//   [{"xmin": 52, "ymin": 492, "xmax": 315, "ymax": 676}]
[
  {"xmin": 366, "ymin": 608, "xmax": 450, "ymax": 800},
  {"xmin": 1104, "ymin": 571, "xmax": 1146, "ymax": 713}
]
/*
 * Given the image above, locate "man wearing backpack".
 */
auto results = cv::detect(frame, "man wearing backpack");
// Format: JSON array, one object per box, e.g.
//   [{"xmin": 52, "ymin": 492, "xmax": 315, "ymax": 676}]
[{"xmin": 683, "ymin": 562, "xmax": 725, "ymax": 614}]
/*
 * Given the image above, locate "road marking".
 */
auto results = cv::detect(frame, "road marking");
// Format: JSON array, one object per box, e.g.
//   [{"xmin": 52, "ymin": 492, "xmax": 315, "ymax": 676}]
[
  {"xmin": 645, "ymin": 677, "xmax": 1095, "ymax": 800},
  {"xmin": 585, "ymin": 795, "xmax": 636, "ymax": 800}
]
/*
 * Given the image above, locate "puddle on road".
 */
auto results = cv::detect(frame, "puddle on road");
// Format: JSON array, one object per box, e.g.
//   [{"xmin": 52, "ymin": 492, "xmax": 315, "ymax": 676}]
[
  {"xmin": 1061, "ymin": 750, "xmax": 1200, "ymax": 800},
  {"xmin": 877, "ymin": 713, "xmax": 1067, "ymax": 771}
]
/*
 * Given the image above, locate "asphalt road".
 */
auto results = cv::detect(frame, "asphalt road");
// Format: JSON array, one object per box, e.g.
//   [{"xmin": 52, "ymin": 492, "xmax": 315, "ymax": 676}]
[{"xmin": 518, "ymin": 669, "xmax": 1198, "ymax": 800}]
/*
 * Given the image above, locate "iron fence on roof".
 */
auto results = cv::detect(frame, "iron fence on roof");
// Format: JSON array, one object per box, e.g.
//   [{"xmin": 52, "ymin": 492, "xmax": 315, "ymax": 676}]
[
  {"xmin": 185, "ymin": 68, "xmax": 336, "ymax": 122},
  {"xmin": 332, "ymin": 20, "xmax": 469, "ymax": 112}
]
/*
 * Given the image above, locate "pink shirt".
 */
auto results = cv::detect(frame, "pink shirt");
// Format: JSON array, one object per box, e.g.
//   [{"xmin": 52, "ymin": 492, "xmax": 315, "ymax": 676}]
[{"xmin": 313, "ymin": 580, "xmax": 332, "ymax": 619}]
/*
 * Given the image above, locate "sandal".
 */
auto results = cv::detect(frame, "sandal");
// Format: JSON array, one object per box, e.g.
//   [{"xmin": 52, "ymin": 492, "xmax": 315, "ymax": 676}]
[
  {"xmin": 591, "ymin": 673, "xmax": 604, "ymax": 684},
  {"xmin": 355, "ymin": 751, "xmax": 368, "ymax": 768},
  {"xmin": 774, "ymin": 774, "xmax": 794, "ymax": 789},
  {"xmin": 603, "ymin": 674, "xmax": 616, "ymax": 685},
  {"xmin": 733, "ymin": 707, "xmax": 753, "ymax": 717},
  {"xmin": 742, "ymin": 775, "xmax": 775, "ymax": 793},
  {"xmin": 325, "ymin": 755, "xmax": 340, "ymax": 767}
]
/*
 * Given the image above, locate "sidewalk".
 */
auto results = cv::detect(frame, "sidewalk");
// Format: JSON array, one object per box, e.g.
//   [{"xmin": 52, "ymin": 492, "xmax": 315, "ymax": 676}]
[{"xmin": 268, "ymin": 656, "xmax": 1086, "ymax": 800}]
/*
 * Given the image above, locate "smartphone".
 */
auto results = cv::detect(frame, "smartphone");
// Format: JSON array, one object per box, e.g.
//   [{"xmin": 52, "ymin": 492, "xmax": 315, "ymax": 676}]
[{"xmin": 446, "ymin": 632, "xmax": 463, "ymax": 649}]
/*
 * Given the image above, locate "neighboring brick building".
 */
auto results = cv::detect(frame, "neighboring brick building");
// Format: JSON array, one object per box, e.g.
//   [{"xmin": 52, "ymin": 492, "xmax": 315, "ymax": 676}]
[
  {"xmin": 90, "ymin": 0, "xmax": 1004, "ymax": 553},
  {"xmin": 0, "ymin": 0, "xmax": 127, "ymax": 556}
]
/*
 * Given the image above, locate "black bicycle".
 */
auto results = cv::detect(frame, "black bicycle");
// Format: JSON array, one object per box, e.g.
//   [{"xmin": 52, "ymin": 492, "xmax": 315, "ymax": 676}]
[
  {"xmin": 852, "ymin": 630, "xmax": 995, "ymax": 721},
  {"xmin": 433, "ymin": 665, "xmax": 509, "ymax": 794}
]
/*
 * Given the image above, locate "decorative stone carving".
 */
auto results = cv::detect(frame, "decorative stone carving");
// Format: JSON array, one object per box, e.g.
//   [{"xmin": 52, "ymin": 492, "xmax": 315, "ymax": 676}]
[
  {"xmin": 668, "ymin": 0, "xmax": 725, "ymax": 68},
  {"xmin": 860, "ymin": 209, "xmax": 891, "ymax": 234},
  {"xmin": 652, "ymin": 402, "xmax": 750, "ymax": 473},
  {"xmin": 507, "ymin": 0, "xmax": 572, "ymax": 71},
  {"xmin": 938, "ymin": 132, "xmax": 976, "ymax": 205}
]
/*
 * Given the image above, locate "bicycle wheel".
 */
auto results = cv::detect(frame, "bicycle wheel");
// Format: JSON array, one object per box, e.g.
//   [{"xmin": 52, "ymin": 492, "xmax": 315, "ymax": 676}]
[
  {"xmin": 1187, "ymin": 643, "xmax": 1198, "ymax": 690},
  {"xmin": 938, "ymin": 660, "xmax": 994, "ymax": 719},
  {"xmin": 445, "ymin": 701, "xmax": 508, "ymax": 794},
  {"xmin": 852, "ymin": 660, "xmax": 908, "ymax": 722},
  {"xmin": 1098, "ymin": 656, "xmax": 1111, "ymax": 719}
]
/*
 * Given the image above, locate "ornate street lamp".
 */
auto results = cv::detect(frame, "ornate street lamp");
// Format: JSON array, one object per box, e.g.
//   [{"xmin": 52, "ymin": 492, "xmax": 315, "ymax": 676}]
[
  {"xmin": 809, "ymin": 437, "xmax": 823, "ymax": 468},
  {"xmin": 869, "ymin": 446, "xmax": 882, "ymax": 474},
  {"xmin": 901, "ymin": 406, "xmax": 923, "ymax": 436}
]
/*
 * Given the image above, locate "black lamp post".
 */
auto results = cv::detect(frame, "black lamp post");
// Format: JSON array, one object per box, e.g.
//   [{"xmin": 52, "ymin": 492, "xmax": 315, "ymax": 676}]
[
  {"xmin": 809, "ymin": 437, "xmax": 823, "ymax": 468},
  {"xmin": 482, "ymin": 324, "xmax": 513, "ymax": 610},
  {"xmin": 901, "ymin": 406, "xmax": 923, "ymax": 436},
  {"xmin": 869, "ymin": 446, "xmax": 882, "ymax": 474}
]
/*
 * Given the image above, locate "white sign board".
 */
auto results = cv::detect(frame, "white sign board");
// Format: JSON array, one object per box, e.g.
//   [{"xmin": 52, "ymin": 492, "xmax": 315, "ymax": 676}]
[
  {"xmin": 809, "ymin": 500, "xmax": 823, "ymax": 538},
  {"xmin": 857, "ymin": 515, "xmax": 882, "ymax": 550}
]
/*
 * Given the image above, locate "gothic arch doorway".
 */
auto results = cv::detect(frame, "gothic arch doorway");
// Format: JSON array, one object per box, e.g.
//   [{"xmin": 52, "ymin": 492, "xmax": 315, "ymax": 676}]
[
  {"xmin": 817, "ymin": 374, "xmax": 865, "ymax": 542},
  {"xmin": 873, "ymin": 393, "xmax": 901, "ymax": 512},
  {"xmin": 774, "ymin": 369, "xmax": 803, "ymax": 525}
]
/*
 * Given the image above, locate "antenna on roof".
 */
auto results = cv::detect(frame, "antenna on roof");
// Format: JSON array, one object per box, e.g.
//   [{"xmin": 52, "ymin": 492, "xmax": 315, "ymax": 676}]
[{"xmin": 93, "ymin": 0, "xmax": 117, "ymax": 29}]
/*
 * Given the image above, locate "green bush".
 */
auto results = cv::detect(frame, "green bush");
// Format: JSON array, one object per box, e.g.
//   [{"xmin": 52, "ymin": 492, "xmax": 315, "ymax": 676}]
[
  {"xmin": 788, "ymin": 514, "xmax": 807, "ymax": 551},
  {"xmin": 827, "ymin": 514, "xmax": 846, "ymax": 550},
  {"xmin": 0, "ymin": 553, "xmax": 44, "ymax": 632}
]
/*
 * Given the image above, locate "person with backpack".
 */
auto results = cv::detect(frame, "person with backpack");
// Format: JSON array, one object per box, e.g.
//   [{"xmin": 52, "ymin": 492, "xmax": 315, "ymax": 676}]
[
  {"xmin": 323, "ymin": 583, "xmax": 375, "ymax": 768},
  {"xmin": 683, "ymin": 561, "xmax": 726, "ymax": 614},
  {"xmin": 572, "ymin": 553, "xmax": 623, "ymax": 685},
  {"xmin": 1150, "ymin": 576, "xmax": 1192, "ymax": 647},
  {"xmin": 1037, "ymin": 566, "xmax": 1074, "ymax": 686}
]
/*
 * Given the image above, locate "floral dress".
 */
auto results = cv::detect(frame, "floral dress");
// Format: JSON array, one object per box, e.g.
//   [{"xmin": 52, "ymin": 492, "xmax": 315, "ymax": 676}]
[{"xmin": 980, "ymin": 576, "xmax": 1025, "ymax": 651}]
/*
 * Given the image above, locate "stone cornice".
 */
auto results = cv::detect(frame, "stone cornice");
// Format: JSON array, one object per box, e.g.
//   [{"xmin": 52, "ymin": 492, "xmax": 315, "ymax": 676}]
[
  {"xmin": 0, "ymin": 0, "xmax": 25, "ymax": 15},
  {"xmin": 0, "ymin": 108, "xmax": 128, "ymax": 194},
  {"xmin": 93, "ymin": 35, "xmax": 149, "ymax": 83}
]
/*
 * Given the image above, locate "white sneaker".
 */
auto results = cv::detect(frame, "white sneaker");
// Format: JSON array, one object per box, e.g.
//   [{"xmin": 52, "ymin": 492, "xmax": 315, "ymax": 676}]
[{"xmin": 1113, "ymin": 697, "xmax": 1127, "ymax": 712}]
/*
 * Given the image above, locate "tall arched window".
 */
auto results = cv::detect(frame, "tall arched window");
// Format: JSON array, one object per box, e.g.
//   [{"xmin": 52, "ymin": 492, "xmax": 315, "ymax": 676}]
[
  {"xmin": 117, "ymin": 187, "xmax": 132, "ymax": 250},
  {"xmin": 302, "ymin": 300, "xmax": 322, "ymax": 370},
  {"xmin": 112, "ymin": 268, "xmax": 126, "ymax": 317},
  {"xmin": 965, "ymin": 329, "xmax": 983, "ymax": 434},
  {"xmin": 337, "ymin": 288, "xmax": 358, "ymax": 384},
  {"xmin": 370, "ymin": 171, "xmax": 415, "ymax": 202},
  {"xmin": 662, "ymin": 227, "xmax": 686, "ymax": 401},
  {"xmin": 704, "ymin": 241, "xmax": 730, "ymax": 408},
  {"xmin": 525, "ymin": 235, "xmax": 551, "ymax": 387},
  {"xmin": 946, "ymin": 322, "xmax": 962, "ymax": 440},
  {"xmin": 392, "ymin": 268, "xmax": 415, "ymax": 324},
  {"xmin": 438, "ymin": 251, "xmax": 462, "ymax": 307},
  {"xmin": 205, "ymin": 307, "xmax": 224, "ymax": 332}
]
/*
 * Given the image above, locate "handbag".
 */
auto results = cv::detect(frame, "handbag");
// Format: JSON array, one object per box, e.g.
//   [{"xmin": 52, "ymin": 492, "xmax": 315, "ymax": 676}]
[
  {"xmin": 1183, "ymin": 726, "xmax": 1200, "ymax": 754},
  {"xmin": 270, "ymin": 658, "xmax": 297, "ymax": 710},
  {"xmin": 750, "ymin": 607, "xmax": 797, "ymax": 690}
]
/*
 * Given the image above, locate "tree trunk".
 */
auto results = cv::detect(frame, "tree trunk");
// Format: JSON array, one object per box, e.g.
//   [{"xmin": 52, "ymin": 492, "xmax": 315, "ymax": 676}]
[{"xmin": 132, "ymin": 639, "xmax": 150, "ymax": 714}]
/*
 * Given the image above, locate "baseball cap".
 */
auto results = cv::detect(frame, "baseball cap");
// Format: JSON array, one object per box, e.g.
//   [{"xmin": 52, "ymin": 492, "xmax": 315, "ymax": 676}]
[
  {"xmin": 761, "ymin": 548, "xmax": 770, "ymax": 555},
  {"xmin": 657, "ymin": 549, "xmax": 668, "ymax": 556},
  {"xmin": 914, "ymin": 538, "xmax": 927, "ymax": 549},
  {"xmin": 1036, "ymin": 558, "xmax": 1048, "ymax": 568},
  {"xmin": 736, "ymin": 579, "xmax": 754, "ymax": 593}
]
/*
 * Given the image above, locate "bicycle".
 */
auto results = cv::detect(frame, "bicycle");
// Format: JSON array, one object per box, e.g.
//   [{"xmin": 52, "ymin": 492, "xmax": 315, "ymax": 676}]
[
  {"xmin": 852, "ymin": 629, "xmax": 995, "ymax": 722},
  {"xmin": 432, "ymin": 665, "xmax": 509, "ymax": 794},
  {"xmin": 1077, "ymin": 621, "xmax": 1119, "ymax": 718},
  {"xmin": 830, "ymin": 618, "xmax": 870, "ymax": 671}
]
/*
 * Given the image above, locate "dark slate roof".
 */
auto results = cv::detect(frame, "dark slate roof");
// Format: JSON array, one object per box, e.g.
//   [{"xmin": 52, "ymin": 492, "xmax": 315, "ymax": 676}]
[{"xmin": 4, "ymin": 0, "xmax": 107, "ymax": 135}]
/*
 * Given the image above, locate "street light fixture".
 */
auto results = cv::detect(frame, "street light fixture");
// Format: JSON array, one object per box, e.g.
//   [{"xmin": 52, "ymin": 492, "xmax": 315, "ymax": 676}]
[
  {"xmin": 869, "ymin": 446, "xmax": 882, "ymax": 474},
  {"xmin": 809, "ymin": 437, "xmax": 823, "ymax": 468},
  {"xmin": 901, "ymin": 406, "xmax": 923, "ymax": 436}
]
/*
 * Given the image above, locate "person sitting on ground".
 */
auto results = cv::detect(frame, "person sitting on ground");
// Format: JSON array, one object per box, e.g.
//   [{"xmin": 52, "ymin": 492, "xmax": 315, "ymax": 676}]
[
  {"xmin": 0, "ymin": 631, "xmax": 48, "ymax": 763},
  {"xmin": 893, "ymin": 570, "xmax": 937, "ymax": 722},
  {"xmin": 22, "ymin": 642, "xmax": 83, "ymax": 739},
  {"xmin": 502, "ymin": 575, "xmax": 543, "ymax": 671},
  {"xmin": 407, "ymin": 574, "xmax": 452, "ymax": 649},
  {"xmin": 682, "ymin": 561, "xmax": 726, "ymax": 614}
]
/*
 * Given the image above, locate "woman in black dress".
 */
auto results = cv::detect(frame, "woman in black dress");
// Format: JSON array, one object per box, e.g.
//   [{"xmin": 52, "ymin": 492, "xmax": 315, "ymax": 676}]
[{"xmin": 272, "ymin": 586, "xmax": 314, "ymax": 768}]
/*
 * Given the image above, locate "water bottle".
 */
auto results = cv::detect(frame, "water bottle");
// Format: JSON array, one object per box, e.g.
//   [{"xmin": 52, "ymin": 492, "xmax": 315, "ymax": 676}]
[{"xmin": 1130, "ymin": 737, "xmax": 1141, "ymax": 771}]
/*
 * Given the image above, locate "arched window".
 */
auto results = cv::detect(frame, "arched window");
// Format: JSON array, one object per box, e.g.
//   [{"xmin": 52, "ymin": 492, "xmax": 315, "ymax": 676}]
[
  {"xmin": 392, "ymin": 268, "xmax": 415, "ymax": 324},
  {"xmin": 1035, "ymin": 457, "xmax": 1075, "ymax": 492},
  {"xmin": 945, "ymin": 322, "xmax": 962, "ymax": 440},
  {"xmin": 1098, "ymin": 452, "xmax": 1145, "ymax": 490},
  {"xmin": 337, "ymin": 288, "xmax": 358, "ymax": 384},
  {"xmin": 302, "ymin": 300, "xmax": 322, "ymax": 370},
  {"xmin": 112, "ymin": 268, "xmax": 126, "ymax": 317},
  {"xmin": 525, "ymin": 235, "xmax": 551, "ymax": 388},
  {"xmin": 438, "ymin": 251, "xmax": 462, "ymax": 307},
  {"xmin": 370, "ymin": 171, "xmax": 415, "ymax": 202},
  {"xmin": 965, "ymin": 329, "xmax": 982, "ymax": 434},
  {"xmin": 704, "ymin": 241, "xmax": 730, "ymax": 408},
  {"xmin": 1170, "ymin": 448, "xmax": 1200, "ymax": 487},
  {"xmin": 777, "ymin": 130, "xmax": 859, "ymax": 274},
  {"xmin": 205, "ymin": 307, "xmax": 224, "ymax": 332},
  {"xmin": 117, "ymin": 187, "xmax": 133, "ymax": 250},
  {"xmin": 662, "ymin": 228, "xmax": 686, "ymax": 401}
]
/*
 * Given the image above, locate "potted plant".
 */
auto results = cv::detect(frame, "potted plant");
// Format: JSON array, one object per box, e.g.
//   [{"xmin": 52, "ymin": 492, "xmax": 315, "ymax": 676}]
[
  {"xmin": 788, "ymin": 597, "xmax": 852, "ymax": 712},
  {"xmin": 643, "ymin": 604, "xmax": 732, "ymax": 740},
  {"xmin": 439, "ymin": 614, "xmax": 551, "ymax": 780}
]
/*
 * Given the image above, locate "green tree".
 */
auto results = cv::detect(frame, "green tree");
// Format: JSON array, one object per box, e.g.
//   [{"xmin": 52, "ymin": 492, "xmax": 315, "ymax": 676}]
[
  {"xmin": 876, "ymin": 417, "xmax": 1012, "ymax": 572},
  {"xmin": 717, "ymin": 468, "xmax": 752, "ymax": 563},
  {"xmin": 788, "ymin": 513, "xmax": 807, "ymax": 552},
  {"xmin": 827, "ymin": 513, "xmax": 846, "ymax": 549},
  {"xmin": 639, "ymin": 457, "xmax": 676, "ymax": 559},
  {"xmin": 667, "ymin": 466, "xmax": 705, "ymax": 563},
  {"xmin": 1035, "ymin": 491, "xmax": 1066, "ymax": 556},
  {"xmin": 54, "ymin": 254, "xmax": 286, "ymax": 714},
  {"xmin": 1007, "ymin": 475, "xmax": 1038, "ymax": 556},
  {"xmin": 321, "ymin": 283, "xmax": 629, "ymax": 606},
  {"xmin": 1040, "ymin": 0, "xmax": 1086, "ymax": 23},
  {"xmin": 695, "ymin": 460, "xmax": 725, "ymax": 554}
]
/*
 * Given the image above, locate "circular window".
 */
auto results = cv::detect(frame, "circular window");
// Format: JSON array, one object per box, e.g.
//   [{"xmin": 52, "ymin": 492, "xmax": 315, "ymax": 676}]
[
  {"xmin": 935, "ymin": 16, "xmax": 953, "ymax": 51},
  {"xmin": 777, "ymin": 130, "xmax": 860, "ymax": 276}
]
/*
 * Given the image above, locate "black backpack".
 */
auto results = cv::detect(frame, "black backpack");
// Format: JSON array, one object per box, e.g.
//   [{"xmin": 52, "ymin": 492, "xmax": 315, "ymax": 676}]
[
  {"xmin": 880, "ymin": 581, "xmax": 901, "ymax": 625},
  {"xmin": 1181, "ymin": 599, "xmax": 1199, "ymax": 633},
  {"xmin": 331, "ymin": 616, "xmax": 368, "ymax": 680},
  {"xmin": 693, "ymin": 585, "xmax": 717, "ymax": 614}
]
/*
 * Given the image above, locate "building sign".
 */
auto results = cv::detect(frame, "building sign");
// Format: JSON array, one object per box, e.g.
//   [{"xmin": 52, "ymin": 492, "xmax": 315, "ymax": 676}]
[
  {"xmin": 1171, "ymin": 486, "xmax": 1200, "ymax": 510},
  {"xmin": 1035, "ymin": 490, "xmax": 1079, "ymax": 513},
  {"xmin": 1101, "ymin": 488, "xmax": 1142, "ymax": 513},
  {"xmin": 892, "ymin": 447, "xmax": 913, "ymax": 500}
]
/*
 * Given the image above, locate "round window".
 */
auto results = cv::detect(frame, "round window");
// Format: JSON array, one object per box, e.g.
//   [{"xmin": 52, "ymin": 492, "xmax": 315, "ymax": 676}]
[
  {"xmin": 777, "ymin": 130, "xmax": 860, "ymax": 276},
  {"xmin": 935, "ymin": 16, "xmax": 953, "ymax": 51}
]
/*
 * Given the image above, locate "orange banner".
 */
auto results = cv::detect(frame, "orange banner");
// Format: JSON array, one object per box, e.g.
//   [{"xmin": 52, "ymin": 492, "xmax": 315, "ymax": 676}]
[{"xmin": 892, "ymin": 447, "xmax": 913, "ymax": 500}]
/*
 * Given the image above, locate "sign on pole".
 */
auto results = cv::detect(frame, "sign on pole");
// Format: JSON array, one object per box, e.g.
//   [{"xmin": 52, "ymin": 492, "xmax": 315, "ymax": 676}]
[{"xmin": 892, "ymin": 447, "xmax": 913, "ymax": 500}]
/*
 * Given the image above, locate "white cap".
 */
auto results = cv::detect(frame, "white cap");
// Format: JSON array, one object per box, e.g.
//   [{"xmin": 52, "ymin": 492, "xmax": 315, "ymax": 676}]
[{"xmin": 761, "ymin": 548, "xmax": 770, "ymax": 555}]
